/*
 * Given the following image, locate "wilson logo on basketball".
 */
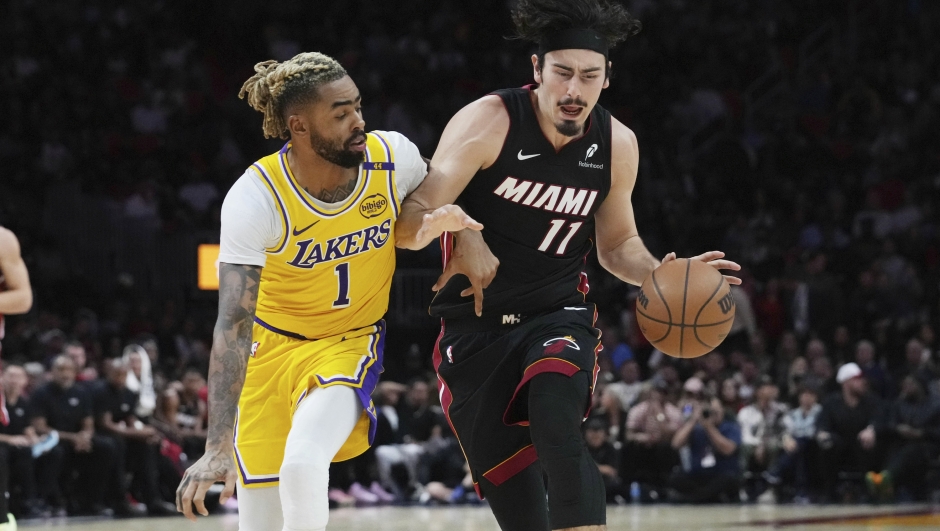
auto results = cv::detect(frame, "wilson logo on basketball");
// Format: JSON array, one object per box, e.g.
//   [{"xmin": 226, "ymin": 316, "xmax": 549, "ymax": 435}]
[
  {"xmin": 717, "ymin": 291, "xmax": 735, "ymax": 314},
  {"xmin": 637, "ymin": 290, "xmax": 650, "ymax": 310},
  {"xmin": 359, "ymin": 193, "xmax": 388, "ymax": 218}
]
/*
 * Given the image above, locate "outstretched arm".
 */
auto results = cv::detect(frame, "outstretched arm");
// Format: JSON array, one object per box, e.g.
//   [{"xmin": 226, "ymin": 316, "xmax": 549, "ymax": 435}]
[
  {"xmin": 0, "ymin": 227, "xmax": 32, "ymax": 314},
  {"xmin": 177, "ymin": 263, "xmax": 260, "ymax": 521},
  {"xmin": 395, "ymin": 95, "xmax": 507, "ymax": 250},
  {"xmin": 594, "ymin": 120, "xmax": 740, "ymax": 285}
]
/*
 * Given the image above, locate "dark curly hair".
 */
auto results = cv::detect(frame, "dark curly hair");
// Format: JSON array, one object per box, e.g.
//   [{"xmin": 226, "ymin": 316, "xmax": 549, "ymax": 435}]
[{"xmin": 511, "ymin": 0, "xmax": 641, "ymax": 49}]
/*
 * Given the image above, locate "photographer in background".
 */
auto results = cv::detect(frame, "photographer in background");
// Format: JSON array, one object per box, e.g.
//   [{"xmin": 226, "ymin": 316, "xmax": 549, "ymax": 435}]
[{"xmin": 669, "ymin": 396, "xmax": 742, "ymax": 503}]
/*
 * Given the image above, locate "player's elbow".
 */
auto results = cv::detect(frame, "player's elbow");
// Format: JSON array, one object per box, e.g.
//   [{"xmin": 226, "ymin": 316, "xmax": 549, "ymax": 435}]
[{"xmin": 9, "ymin": 289, "xmax": 32, "ymax": 314}]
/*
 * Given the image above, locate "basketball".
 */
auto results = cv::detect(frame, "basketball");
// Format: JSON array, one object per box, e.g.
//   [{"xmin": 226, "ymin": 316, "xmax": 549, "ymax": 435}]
[{"xmin": 635, "ymin": 258, "xmax": 736, "ymax": 358}]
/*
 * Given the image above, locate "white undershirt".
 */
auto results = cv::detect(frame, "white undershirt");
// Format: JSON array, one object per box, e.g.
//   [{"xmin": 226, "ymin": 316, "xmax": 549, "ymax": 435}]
[{"xmin": 218, "ymin": 130, "xmax": 427, "ymax": 267}]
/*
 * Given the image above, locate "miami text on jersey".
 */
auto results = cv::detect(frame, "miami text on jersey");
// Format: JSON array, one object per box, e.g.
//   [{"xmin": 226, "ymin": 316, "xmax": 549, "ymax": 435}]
[
  {"xmin": 492, "ymin": 177, "xmax": 599, "ymax": 217},
  {"xmin": 287, "ymin": 219, "xmax": 392, "ymax": 269}
]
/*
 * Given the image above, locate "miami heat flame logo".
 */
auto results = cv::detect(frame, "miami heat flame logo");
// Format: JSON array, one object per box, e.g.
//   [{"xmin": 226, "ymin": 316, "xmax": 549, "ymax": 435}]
[{"xmin": 543, "ymin": 336, "xmax": 580, "ymax": 355}]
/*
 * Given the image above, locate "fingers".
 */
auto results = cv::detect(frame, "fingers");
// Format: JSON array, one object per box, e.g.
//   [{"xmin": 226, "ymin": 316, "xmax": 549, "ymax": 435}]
[
  {"xmin": 660, "ymin": 252, "xmax": 677, "ymax": 263},
  {"xmin": 180, "ymin": 474, "xmax": 199, "ymax": 521},
  {"xmin": 472, "ymin": 283, "xmax": 484, "ymax": 317},
  {"xmin": 706, "ymin": 259, "xmax": 741, "ymax": 271},
  {"xmin": 192, "ymin": 480, "xmax": 212, "ymax": 517},
  {"xmin": 219, "ymin": 471, "xmax": 237, "ymax": 505},
  {"xmin": 461, "ymin": 214, "xmax": 484, "ymax": 231},
  {"xmin": 458, "ymin": 284, "xmax": 485, "ymax": 316},
  {"xmin": 176, "ymin": 473, "xmax": 192, "ymax": 519},
  {"xmin": 724, "ymin": 275, "xmax": 743, "ymax": 285},
  {"xmin": 690, "ymin": 250, "xmax": 724, "ymax": 262},
  {"xmin": 432, "ymin": 267, "xmax": 456, "ymax": 291}
]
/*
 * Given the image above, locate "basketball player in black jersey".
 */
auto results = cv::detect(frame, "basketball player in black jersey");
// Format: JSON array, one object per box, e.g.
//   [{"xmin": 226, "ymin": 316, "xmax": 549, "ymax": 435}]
[{"xmin": 397, "ymin": 1, "xmax": 740, "ymax": 530}]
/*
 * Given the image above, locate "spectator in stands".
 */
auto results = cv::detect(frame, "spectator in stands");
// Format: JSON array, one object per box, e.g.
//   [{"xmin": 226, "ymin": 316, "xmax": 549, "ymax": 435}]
[
  {"xmin": 805, "ymin": 356, "xmax": 838, "ymax": 397},
  {"xmin": 624, "ymin": 378, "xmax": 680, "ymax": 493},
  {"xmin": 602, "ymin": 359, "xmax": 643, "ymax": 441},
  {"xmin": 868, "ymin": 375, "xmax": 940, "ymax": 501},
  {"xmin": 64, "ymin": 341, "xmax": 97, "ymax": 384},
  {"xmin": 854, "ymin": 340, "xmax": 891, "ymax": 399},
  {"xmin": 669, "ymin": 397, "xmax": 742, "ymax": 503},
  {"xmin": 584, "ymin": 418, "xmax": 623, "ymax": 503},
  {"xmin": 719, "ymin": 378, "xmax": 744, "ymax": 415},
  {"xmin": 159, "ymin": 368, "xmax": 207, "ymax": 463},
  {"xmin": 892, "ymin": 339, "xmax": 937, "ymax": 389},
  {"xmin": 374, "ymin": 380, "xmax": 439, "ymax": 502},
  {"xmin": 91, "ymin": 359, "xmax": 175, "ymax": 515},
  {"xmin": 737, "ymin": 381, "xmax": 788, "ymax": 500},
  {"xmin": 765, "ymin": 386, "xmax": 822, "ymax": 502},
  {"xmin": 123, "ymin": 344, "xmax": 157, "ymax": 419},
  {"xmin": 0, "ymin": 365, "xmax": 42, "ymax": 518},
  {"xmin": 733, "ymin": 360, "xmax": 761, "ymax": 403},
  {"xmin": 783, "ymin": 357, "xmax": 809, "ymax": 406},
  {"xmin": 30, "ymin": 355, "xmax": 126, "ymax": 516},
  {"xmin": 816, "ymin": 363, "xmax": 884, "ymax": 501}
]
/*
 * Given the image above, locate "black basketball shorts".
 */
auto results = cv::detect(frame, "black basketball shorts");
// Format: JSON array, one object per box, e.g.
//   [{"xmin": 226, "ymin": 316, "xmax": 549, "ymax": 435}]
[{"xmin": 432, "ymin": 303, "xmax": 601, "ymax": 497}]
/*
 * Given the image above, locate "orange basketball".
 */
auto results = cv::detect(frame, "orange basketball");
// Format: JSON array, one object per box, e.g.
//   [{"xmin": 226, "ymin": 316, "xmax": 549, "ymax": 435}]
[{"xmin": 635, "ymin": 258, "xmax": 736, "ymax": 358}]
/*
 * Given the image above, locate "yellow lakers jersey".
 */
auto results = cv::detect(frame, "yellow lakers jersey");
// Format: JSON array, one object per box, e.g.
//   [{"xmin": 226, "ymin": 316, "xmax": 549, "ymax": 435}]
[{"xmin": 251, "ymin": 132, "xmax": 401, "ymax": 339}]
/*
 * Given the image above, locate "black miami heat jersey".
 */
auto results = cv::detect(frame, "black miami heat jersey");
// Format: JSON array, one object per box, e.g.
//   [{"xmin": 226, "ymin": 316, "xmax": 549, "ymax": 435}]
[{"xmin": 430, "ymin": 86, "xmax": 612, "ymax": 320}]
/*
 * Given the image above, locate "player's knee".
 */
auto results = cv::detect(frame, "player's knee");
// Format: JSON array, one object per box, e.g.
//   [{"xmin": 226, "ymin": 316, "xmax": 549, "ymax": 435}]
[{"xmin": 528, "ymin": 371, "xmax": 589, "ymax": 460}]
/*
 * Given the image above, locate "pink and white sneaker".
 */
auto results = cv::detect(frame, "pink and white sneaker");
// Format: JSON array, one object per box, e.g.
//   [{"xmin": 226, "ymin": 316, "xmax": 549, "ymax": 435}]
[
  {"xmin": 369, "ymin": 481, "xmax": 397, "ymax": 503},
  {"xmin": 348, "ymin": 482, "xmax": 380, "ymax": 505},
  {"xmin": 328, "ymin": 488, "xmax": 356, "ymax": 507}
]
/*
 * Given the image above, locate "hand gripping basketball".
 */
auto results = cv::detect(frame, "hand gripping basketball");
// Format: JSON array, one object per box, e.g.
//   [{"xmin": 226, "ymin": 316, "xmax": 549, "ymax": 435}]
[{"xmin": 636, "ymin": 251, "xmax": 741, "ymax": 359}]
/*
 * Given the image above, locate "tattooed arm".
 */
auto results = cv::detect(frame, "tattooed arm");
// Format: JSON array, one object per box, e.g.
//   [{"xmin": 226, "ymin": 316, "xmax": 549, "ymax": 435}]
[{"xmin": 177, "ymin": 263, "xmax": 261, "ymax": 521}]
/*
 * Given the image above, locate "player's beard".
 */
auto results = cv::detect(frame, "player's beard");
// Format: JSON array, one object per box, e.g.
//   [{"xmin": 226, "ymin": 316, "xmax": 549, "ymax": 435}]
[
  {"xmin": 555, "ymin": 96, "xmax": 589, "ymax": 137},
  {"xmin": 310, "ymin": 129, "xmax": 366, "ymax": 168}
]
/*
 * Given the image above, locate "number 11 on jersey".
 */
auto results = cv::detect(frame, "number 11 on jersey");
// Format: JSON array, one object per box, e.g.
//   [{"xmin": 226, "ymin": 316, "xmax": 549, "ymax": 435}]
[
  {"xmin": 538, "ymin": 220, "xmax": 583, "ymax": 255},
  {"xmin": 333, "ymin": 262, "xmax": 351, "ymax": 308}
]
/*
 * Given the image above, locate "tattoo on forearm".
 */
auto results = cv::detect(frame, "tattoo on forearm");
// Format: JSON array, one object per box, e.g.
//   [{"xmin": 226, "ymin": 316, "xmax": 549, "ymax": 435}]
[
  {"xmin": 205, "ymin": 263, "xmax": 261, "ymax": 448},
  {"xmin": 305, "ymin": 176, "xmax": 357, "ymax": 203}
]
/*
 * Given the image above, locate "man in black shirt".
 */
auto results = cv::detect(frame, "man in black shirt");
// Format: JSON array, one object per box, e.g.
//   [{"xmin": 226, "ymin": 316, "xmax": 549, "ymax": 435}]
[
  {"xmin": 870, "ymin": 375, "xmax": 940, "ymax": 500},
  {"xmin": 30, "ymin": 355, "xmax": 125, "ymax": 516},
  {"xmin": 816, "ymin": 362, "xmax": 885, "ymax": 501},
  {"xmin": 0, "ymin": 364, "xmax": 42, "ymax": 519},
  {"xmin": 92, "ymin": 358, "xmax": 175, "ymax": 515}
]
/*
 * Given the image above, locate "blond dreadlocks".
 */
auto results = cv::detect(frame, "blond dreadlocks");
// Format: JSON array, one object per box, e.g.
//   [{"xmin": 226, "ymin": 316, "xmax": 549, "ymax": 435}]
[{"xmin": 239, "ymin": 52, "xmax": 347, "ymax": 139}]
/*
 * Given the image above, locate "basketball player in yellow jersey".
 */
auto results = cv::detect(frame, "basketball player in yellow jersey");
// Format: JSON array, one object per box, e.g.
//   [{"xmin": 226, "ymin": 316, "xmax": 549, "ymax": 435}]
[{"xmin": 175, "ymin": 52, "xmax": 481, "ymax": 530}]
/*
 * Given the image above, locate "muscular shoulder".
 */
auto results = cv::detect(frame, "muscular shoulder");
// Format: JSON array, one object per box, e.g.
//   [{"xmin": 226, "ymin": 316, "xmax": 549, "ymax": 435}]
[
  {"xmin": 610, "ymin": 118, "xmax": 639, "ymax": 186},
  {"xmin": 436, "ymin": 95, "xmax": 510, "ymax": 168}
]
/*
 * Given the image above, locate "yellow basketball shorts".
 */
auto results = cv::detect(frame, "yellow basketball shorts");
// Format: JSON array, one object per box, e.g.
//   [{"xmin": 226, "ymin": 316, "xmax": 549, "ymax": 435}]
[{"xmin": 233, "ymin": 318, "xmax": 384, "ymax": 488}]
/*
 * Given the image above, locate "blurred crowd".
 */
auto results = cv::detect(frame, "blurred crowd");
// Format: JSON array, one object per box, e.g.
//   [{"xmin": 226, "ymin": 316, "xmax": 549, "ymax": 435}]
[{"xmin": 1, "ymin": 0, "xmax": 940, "ymax": 518}]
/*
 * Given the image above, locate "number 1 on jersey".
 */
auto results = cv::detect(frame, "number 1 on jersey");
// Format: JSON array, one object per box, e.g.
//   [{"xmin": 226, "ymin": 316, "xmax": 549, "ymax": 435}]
[
  {"xmin": 538, "ymin": 220, "xmax": 583, "ymax": 255},
  {"xmin": 333, "ymin": 262, "xmax": 351, "ymax": 308}
]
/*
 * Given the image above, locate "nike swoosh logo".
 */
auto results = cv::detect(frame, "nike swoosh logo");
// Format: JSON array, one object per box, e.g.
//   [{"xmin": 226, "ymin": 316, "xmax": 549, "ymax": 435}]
[
  {"xmin": 563, "ymin": 307, "xmax": 588, "ymax": 311},
  {"xmin": 517, "ymin": 150, "xmax": 540, "ymax": 161},
  {"xmin": 292, "ymin": 221, "xmax": 320, "ymax": 236}
]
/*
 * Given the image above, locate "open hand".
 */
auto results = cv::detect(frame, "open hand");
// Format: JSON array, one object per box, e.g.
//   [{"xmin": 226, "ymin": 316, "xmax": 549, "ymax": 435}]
[
  {"xmin": 662, "ymin": 251, "xmax": 742, "ymax": 285},
  {"xmin": 176, "ymin": 448, "xmax": 237, "ymax": 521},
  {"xmin": 414, "ymin": 204, "xmax": 483, "ymax": 245}
]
